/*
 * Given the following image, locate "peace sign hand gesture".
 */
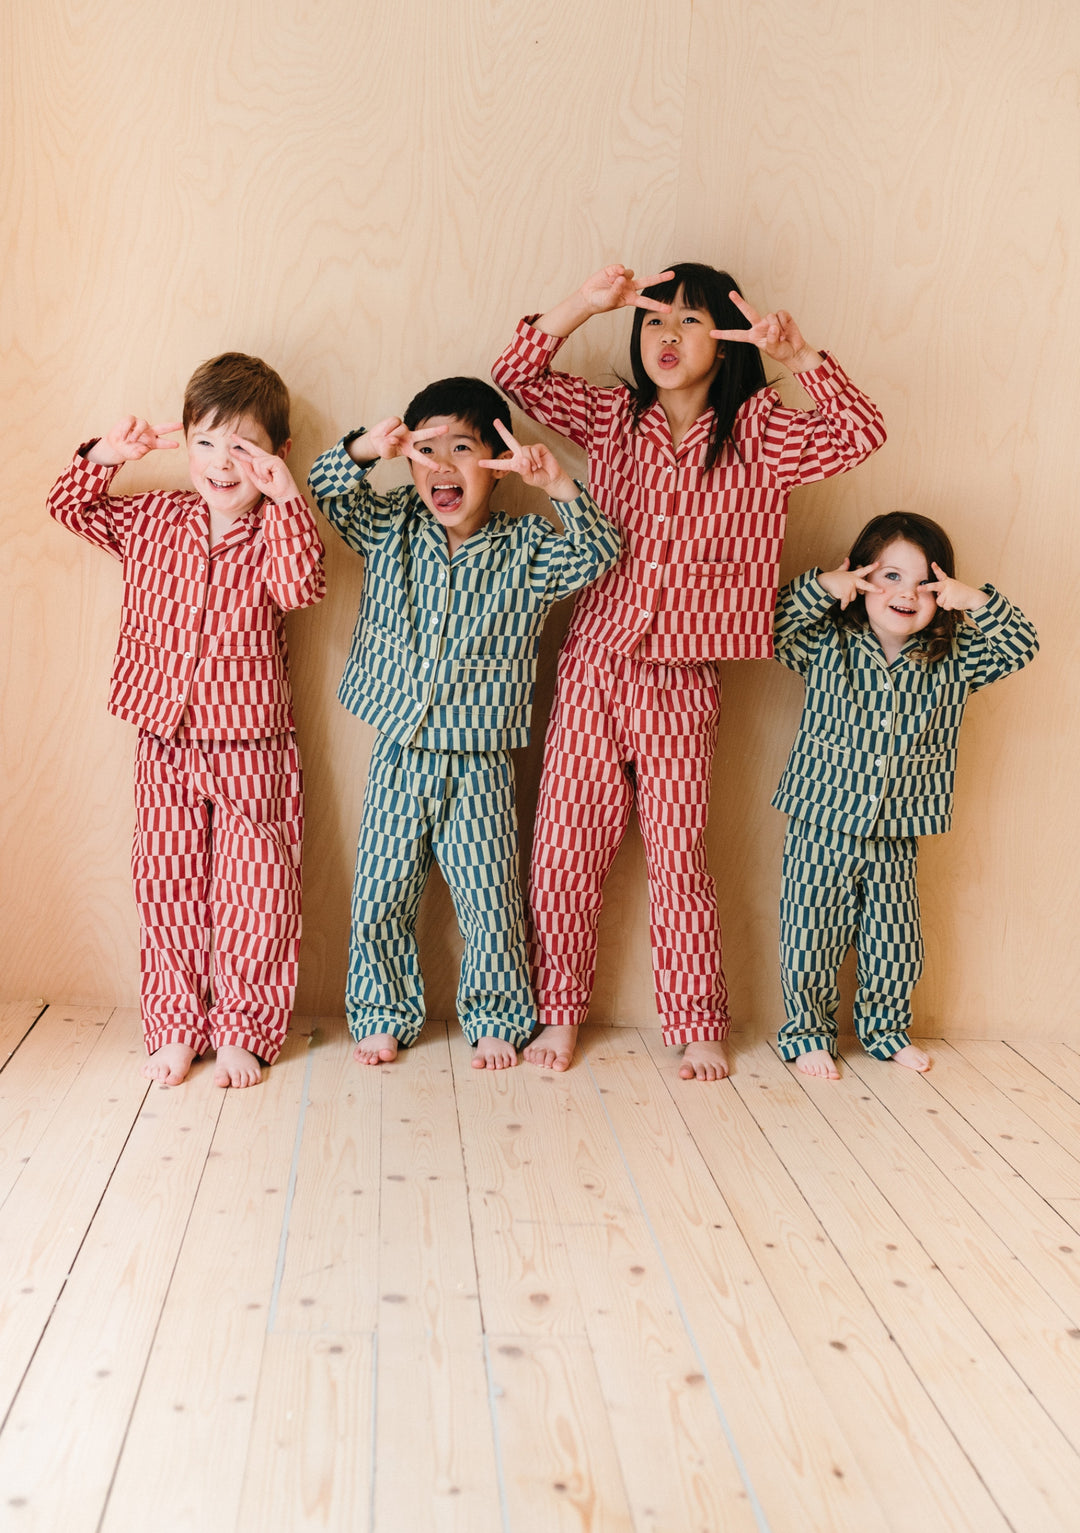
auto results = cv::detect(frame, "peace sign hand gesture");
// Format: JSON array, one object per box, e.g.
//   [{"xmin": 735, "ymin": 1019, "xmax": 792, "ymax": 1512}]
[
  {"xmin": 231, "ymin": 436, "xmax": 301, "ymax": 504},
  {"xmin": 711, "ymin": 292, "xmax": 823, "ymax": 373},
  {"xmin": 817, "ymin": 558, "xmax": 879, "ymax": 609},
  {"xmin": 88, "ymin": 417, "xmax": 183, "ymax": 467},
  {"xmin": 578, "ymin": 264, "xmax": 675, "ymax": 316},
  {"xmin": 355, "ymin": 418, "xmax": 450, "ymax": 468},
  {"xmin": 478, "ymin": 420, "xmax": 578, "ymax": 502},
  {"xmin": 923, "ymin": 563, "xmax": 988, "ymax": 613}
]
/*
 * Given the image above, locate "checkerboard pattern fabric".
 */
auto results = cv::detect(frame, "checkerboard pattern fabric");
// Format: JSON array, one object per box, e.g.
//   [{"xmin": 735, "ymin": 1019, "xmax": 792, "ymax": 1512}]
[
  {"xmin": 772, "ymin": 572, "xmax": 1040, "ymax": 836},
  {"xmin": 778, "ymin": 817, "xmax": 922, "ymax": 1059},
  {"xmin": 308, "ymin": 440, "xmax": 620, "ymax": 750},
  {"xmin": 133, "ymin": 733, "xmax": 304, "ymax": 1062},
  {"xmin": 48, "ymin": 447, "xmax": 325, "ymax": 739},
  {"xmin": 529, "ymin": 642, "xmax": 728, "ymax": 1045},
  {"xmin": 493, "ymin": 318, "xmax": 886, "ymax": 663},
  {"xmin": 347, "ymin": 737, "xmax": 535, "ymax": 1047}
]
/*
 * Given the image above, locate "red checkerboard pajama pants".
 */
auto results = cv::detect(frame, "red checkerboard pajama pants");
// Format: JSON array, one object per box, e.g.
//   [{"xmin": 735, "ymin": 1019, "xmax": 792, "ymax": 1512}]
[
  {"xmin": 528, "ymin": 643, "xmax": 729, "ymax": 1045},
  {"xmin": 132, "ymin": 732, "xmax": 304, "ymax": 1063}
]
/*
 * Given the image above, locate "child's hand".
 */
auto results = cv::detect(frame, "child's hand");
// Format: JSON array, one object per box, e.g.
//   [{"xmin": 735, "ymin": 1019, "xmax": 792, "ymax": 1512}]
[
  {"xmin": 232, "ymin": 436, "xmax": 301, "ymax": 504},
  {"xmin": 817, "ymin": 558, "xmax": 879, "ymax": 609},
  {"xmin": 357, "ymin": 417, "xmax": 449, "ymax": 467},
  {"xmin": 711, "ymin": 293, "xmax": 822, "ymax": 372},
  {"xmin": 924, "ymin": 563, "xmax": 988, "ymax": 612},
  {"xmin": 87, "ymin": 417, "xmax": 183, "ymax": 466},
  {"xmin": 578, "ymin": 264, "xmax": 675, "ymax": 316},
  {"xmin": 478, "ymin": 420, "xmax": 578, "ymax": 501}
]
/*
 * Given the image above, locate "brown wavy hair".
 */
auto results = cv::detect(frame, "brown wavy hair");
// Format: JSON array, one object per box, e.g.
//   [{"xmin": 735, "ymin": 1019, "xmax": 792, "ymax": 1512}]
[
  {"xmin": 183, "ymin": 352, "xmax": 291, "ymax": 452},
  {"xmin": 833, "ymin": 511, "xmax": 961, "ymax": 664}
]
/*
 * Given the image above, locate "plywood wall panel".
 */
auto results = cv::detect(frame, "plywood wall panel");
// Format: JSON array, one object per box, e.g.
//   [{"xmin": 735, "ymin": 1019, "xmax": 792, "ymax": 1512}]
[
  {"xmin": 675, "ymin": 0, "xmax": 1080, "ymax": 1038},
  {"xmin": 2, "ymin": 0, "xmax": 1076, "ymax": 1042}
]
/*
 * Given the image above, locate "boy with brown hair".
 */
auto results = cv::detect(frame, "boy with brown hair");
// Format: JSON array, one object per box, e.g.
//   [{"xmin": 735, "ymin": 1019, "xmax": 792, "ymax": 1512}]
[{"xmin": 48, "ymin": 352, "xmax": 325, "ymax": 1088}]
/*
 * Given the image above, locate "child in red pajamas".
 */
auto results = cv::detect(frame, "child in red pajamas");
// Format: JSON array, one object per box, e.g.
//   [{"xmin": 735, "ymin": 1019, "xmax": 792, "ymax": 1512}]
[
  {"xmin": 48, "ymin": 353, "xmax": 325, "ymax": 1088},
  {"xmin": 493, "ymin": 262, "xmax": 886, "ymax": 1079}
]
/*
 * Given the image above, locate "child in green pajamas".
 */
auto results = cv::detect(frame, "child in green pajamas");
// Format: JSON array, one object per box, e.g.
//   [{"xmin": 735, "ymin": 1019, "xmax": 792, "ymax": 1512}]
[
  {"xmin": 308, "ymin": 378, "xmax": 620, "ymax": 1068},
  {"xmin": 772, "ymin": 510, "xmax": 1038, "ymax": 1077}
]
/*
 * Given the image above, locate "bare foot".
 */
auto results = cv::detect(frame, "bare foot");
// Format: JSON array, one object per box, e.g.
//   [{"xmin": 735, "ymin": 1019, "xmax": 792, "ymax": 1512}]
[
  {"xmin": 472, "ymin": 1036, "xmax": 518, "ymax": 1070},
  {"xmin": 354, "ymin": 1034, "xmax": 399, "ymax": 1066},
  {"xmin": 890, "ymin": 1044, "xmax": 931, "ymax": 1072},
  {"xmin": 795, "ymin": 1051, "xmax": 840, "ymax": 1080},
  {"xmin": 523, "ymin": 1024, "xmax": 578, "ymax": 1071},
  {"xmin": 675, "ymin": 1039, "xmax": 731, "ymax": 1081},
  {"xmin": 213, "ymin": 1045, "xmax": 263, "ymax": 1089},
  {"xmin": 142, "ymin": 1043, "xmax": 198, "ymax": 1087}
]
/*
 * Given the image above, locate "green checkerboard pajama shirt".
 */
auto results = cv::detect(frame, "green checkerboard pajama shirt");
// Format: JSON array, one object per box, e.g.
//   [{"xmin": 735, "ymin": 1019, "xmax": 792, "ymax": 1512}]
[
  {"xmin": 772, "ymin": 569, "xmax": 1039, "ymax": 1061},
  {"xmin": 308, "ymin": 434, "xmax": 621, "ymax": 1049}
]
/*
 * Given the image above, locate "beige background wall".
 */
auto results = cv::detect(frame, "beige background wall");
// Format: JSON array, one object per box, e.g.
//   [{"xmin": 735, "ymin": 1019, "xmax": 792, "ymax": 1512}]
[{"xmin": 2, "ymin": 0, "xmax": 1076, "ymax": 1040}]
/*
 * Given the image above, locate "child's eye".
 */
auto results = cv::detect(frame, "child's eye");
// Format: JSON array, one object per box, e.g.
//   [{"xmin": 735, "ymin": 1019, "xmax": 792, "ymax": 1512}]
[
  {"xmin": 644, "ymin": 316, "xmax": 661, "ymax": 326},
  {"xmin": 884, "ymin": 571, "xmax": 899, "ymax": 581},
  {"xmin": 682, "ymin": 315, "xmax": 701, "ymax": 325}
]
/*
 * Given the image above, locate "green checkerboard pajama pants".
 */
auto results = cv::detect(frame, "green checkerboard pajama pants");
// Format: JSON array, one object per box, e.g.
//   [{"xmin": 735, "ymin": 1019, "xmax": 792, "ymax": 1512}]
[
  {"xmin": 778, "ymin": 817, "xmax": 922, "ymax": 1060},
  {"xmin": 347, "ymin": 736, "xmax": 536, "ymax": 1048}
]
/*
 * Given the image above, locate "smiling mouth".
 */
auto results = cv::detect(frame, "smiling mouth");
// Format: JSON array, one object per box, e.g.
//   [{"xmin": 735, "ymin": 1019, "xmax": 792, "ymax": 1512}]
[
  {"xmin": 431, "ymin": 484, "xmax": 463, "ymax": 512},
  {"xmin": 888, "ymin": 603, "xmax": 917, "ymax": 616},
  {"xmin": 208, "ymin": 477, "xmax": 240, "ymax": 491}
]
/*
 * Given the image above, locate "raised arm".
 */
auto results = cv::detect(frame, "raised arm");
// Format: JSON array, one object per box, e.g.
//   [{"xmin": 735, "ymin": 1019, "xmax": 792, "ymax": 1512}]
[
  {"xmin": 48, "ymin": 416, "xmax": 184, "ymax": 558},
  {"xmin": 492, "ymin": 264, "xmax": 671, "ymax": 450},
  {"xmin": 532, "ymin": 264, "xmax": 674, "ymax": 339},
  {"xmin": 938, "ymin": 575, "xmax": 1039, "ymax": 690},
  {"xmin": 714, "ymin": 291, "xmax": 886, "ymax": 483},
  {"xmin": 481, "ymin": 420, "xmax": 620, "ymax": 600},
  {"xmin": 232, "ymin": 435, "xmax": 324, "ymax": 611},
  {"xmin": 772, "ymin": 568, "xmax": 846, "ymax": 675},
  {"xmin": 307, "ymin": 418, "xmax": 445, "ymax": 557}
]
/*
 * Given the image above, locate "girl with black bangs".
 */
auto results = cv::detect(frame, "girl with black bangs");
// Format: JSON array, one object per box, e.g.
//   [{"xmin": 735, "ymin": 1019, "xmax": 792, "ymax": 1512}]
[
  {"xmin": 771, "ymin": 511, "xmax": 1039, "ymax": 1079},
  {"xmin": 493, "ymin": 260, "xmax": 886, "ymax": 1080}
]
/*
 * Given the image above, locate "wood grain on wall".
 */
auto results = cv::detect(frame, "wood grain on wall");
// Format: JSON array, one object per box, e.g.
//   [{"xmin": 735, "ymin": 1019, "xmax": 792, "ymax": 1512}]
[{"xmin": 2, "ymin": 0, "xmax": 1075, "ymax": 1041}]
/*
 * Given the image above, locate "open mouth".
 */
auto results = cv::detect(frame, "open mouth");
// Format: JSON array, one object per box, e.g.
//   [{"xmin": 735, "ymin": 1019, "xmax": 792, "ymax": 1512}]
[
  {"xmin": 431, "ymin": 484, "xmax": 464, "ymax": 512},
  {"xmin": 208, "ymin": 477, "xmax": 240, "ymax": 491},
  {"xmin": 657, "ymin": 349, "xmax": 680, "ymax": 369},
  {"xmin": 888, "ymin": 604, "xmax": 917, "ymax": 616}
]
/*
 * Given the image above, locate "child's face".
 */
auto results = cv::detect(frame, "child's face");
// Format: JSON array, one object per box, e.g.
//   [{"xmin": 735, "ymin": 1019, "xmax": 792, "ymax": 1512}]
[
  {"xmin": 862, "ymin": 538, "xmax": 938, "ymax": 650},
  {"xmin": 638, "ymin": 286, "xmax": 724, "ymax": 395},
  {"xmin": 408, "ymin": 414, "xmax": 506, "ymax": 551},
  {"xmin": 187, "ymin": 413, "xmax": 286, "ymax": 521}
]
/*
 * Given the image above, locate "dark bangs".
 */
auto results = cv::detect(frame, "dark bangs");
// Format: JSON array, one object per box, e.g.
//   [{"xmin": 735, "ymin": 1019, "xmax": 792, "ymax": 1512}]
[{"xmin": 625, "ymin": 262, "xmax": 766, "ymax": 469}]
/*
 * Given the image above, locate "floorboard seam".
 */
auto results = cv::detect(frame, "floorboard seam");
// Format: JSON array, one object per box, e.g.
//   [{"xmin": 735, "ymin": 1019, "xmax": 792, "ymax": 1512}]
[
  {"xmin": 584, "ymin": 1046, "xmax": 774, "ymax": 1533},
  {"xmin": 266, "ymin": 1035, "xmax": 317, "ymax": 1334}
]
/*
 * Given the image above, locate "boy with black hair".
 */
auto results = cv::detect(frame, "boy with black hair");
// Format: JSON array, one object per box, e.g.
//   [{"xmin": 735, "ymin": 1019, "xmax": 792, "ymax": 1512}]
[
  {"xmin": 309, "ymin": 375, "xmax": 620, "ymax": 1068},
  {"xmin": 48, "ymin": 352, "xmax": 324, "ymax": 1088}
]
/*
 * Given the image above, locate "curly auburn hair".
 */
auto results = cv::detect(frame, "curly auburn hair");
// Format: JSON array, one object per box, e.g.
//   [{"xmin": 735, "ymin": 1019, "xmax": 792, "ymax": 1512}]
[{"xmin": 834, "ymin": 510, "xmax": 961, "ymax": 665}]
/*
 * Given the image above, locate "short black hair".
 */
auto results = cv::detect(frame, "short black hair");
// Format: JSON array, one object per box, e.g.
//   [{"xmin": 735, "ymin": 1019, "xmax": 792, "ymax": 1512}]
[
  {"xmin": 625, "ymin": 263, "xmax": 766, "ymax": 469},
  {"xmin": 403, "ymin": 376, "xmax": 512, "ymax": 459}
]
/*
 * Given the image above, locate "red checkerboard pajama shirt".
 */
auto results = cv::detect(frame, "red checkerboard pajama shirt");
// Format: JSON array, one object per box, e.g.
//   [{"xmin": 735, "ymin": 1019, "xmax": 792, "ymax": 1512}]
[
  {"xmin": 48, "ymin": 447, "xmax": 325, "ymax": 1062},
  {"xmin": 493, "ymin": 317, "xmax": 886, "ymax": 1044}
]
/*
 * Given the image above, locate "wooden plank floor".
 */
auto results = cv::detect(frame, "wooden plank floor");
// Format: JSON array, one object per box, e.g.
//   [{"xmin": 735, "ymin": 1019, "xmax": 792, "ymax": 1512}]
[{"xmin": 3, "ymin": 1007, "xmax": 1080, "ymax": 1532}]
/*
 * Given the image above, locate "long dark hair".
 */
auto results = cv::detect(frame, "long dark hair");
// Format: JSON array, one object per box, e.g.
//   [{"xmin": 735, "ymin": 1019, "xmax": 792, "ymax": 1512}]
[
  {"xmin": 835, "ymin": 511, "xmax": 961, "ymax": 664},
  {"xmin": 624, "ymin": 263, "xmax": 766, "ymax": 469}
]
